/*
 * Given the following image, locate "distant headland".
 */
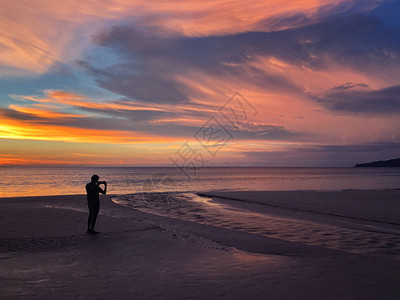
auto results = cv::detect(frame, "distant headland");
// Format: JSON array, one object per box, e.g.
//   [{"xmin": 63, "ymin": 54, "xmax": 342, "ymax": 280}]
[{"xmin": 355, "ymin": 158, "xmax": 400, "ymax": 167}]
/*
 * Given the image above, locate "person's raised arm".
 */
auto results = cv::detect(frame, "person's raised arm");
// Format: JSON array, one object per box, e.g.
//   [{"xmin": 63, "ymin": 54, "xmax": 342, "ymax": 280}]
[
  {"xmin": 96, "ymin": 181, "xmax": 107, "ymax": 195},
  {"xmin": 101, "ymin": 182, "xmax": 107, "ymax": 195}
]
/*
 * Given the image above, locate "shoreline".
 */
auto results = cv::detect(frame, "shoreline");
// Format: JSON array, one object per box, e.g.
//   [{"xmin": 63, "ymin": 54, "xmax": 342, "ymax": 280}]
[
  {"xmin": 1, "ymin": 187, "xmax": 400, "ymax": 199},
  {"xmin": 197, "ymin": 190, "xmax": 400, "ymax": 226},
  {"xmin": 2, "ymin": 191, "xmax": 400, "ymax": 298}
]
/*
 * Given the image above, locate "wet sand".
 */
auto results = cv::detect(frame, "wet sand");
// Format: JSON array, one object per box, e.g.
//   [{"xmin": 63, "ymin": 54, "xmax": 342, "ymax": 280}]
[{"xmin": 1, "ymin": 190, "xmax": 400, "ymax": 299}]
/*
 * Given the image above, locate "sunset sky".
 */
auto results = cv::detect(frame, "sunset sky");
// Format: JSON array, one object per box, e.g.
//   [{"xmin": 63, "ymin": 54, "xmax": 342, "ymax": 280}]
[{"xmin": 1, "ymin": 0, "xmax": 400, "ymax": 167}]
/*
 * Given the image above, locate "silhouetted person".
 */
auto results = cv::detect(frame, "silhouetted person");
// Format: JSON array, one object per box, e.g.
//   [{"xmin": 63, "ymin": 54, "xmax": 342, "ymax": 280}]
[{"xmin": 86, "ymin": 175, "xmax": 107, "ymax": 234}]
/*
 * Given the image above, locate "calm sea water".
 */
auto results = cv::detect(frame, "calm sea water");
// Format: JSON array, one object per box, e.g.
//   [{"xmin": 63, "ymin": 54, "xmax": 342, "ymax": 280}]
[{"xmin": 0, "ymin": 167, "xmax": 399, "ymax": 197}]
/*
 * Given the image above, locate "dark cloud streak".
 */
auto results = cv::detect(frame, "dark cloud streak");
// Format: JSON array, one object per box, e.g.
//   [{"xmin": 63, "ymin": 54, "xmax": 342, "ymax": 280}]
[{"xmin": 315, "ymin": 84, "xmax": 400, "ymax": 114}]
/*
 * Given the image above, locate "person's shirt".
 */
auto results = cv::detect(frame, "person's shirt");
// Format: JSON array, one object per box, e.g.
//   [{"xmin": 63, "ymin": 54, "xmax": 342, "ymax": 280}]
[{"xmin": 86, "ymin": 182, "xmax": 104, "ymax": 202}]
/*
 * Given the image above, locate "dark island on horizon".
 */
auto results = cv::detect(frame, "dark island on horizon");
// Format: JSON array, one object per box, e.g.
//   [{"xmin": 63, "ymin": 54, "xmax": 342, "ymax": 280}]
[{"xmin": 355, "ymin": 158, "xmax": 400, "ymax": 167}]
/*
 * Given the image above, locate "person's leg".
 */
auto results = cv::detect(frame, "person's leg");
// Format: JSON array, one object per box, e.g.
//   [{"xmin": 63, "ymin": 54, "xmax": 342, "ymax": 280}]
[
  {"xmin": 90, "ymin": 211, "xmax": 97, "ymax": 231},
  {"xmin": 87, "ymin": 212, "xmax": 92, "ymax": 233},
  {"xmin": 87, "ymin": 201, "xmax": 95, "ymax": 233},
  {"xmin": 90, "ymin": 203, "xmax": 100, "ymax": 233}
]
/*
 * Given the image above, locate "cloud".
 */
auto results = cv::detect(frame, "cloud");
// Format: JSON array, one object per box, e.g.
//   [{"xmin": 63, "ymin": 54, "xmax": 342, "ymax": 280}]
[
  {"xmin": 9, "ymin": 90, "xmax": 173, "ymax": 123},
  {"xmin": 314, "ymin": 84, "xmax": 400, "ymax": 114},
  {"xmin": 80, "ymin": 11, "xmax": 400, "ymax": 107},
  {"xmin": 0, "ymin": 90, "xmax": 176, "ymax": 143},
  {"xmin": 3, "ymin": 90, "xmax": 301, "ymax": 143},
  {"xmin": 254, "ymin": 13, "xmax": 400, "ymax": 72},
  {"xmin": 0, "ymin": 0, "xmax": 356, "ymax": 76},
  {"xmin": 83, "ymin": 25, "xmax": 304, "ymax": 104},
  {"xmin": 368, "ymin": 0, "xmax": 400, "ymax": 26},
  {"xmin": 0, "ymin": 110, "xmax": 171, "ymax": 144},
  {"xmin": 331, "ymin": 82, "xmax": 370, "ymax": 91}
]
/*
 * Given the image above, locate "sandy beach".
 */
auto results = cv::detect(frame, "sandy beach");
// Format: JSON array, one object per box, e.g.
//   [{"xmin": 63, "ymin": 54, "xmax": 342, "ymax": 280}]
[{"xmin": 1, "ymin": 190, "xmax": 400, "ymax": 299}]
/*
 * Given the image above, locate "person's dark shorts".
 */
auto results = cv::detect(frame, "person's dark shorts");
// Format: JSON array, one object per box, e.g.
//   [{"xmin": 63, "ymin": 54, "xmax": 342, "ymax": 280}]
[{"xmin": 87, "ymin": 200, "xmax": 100, "ymax": 214}]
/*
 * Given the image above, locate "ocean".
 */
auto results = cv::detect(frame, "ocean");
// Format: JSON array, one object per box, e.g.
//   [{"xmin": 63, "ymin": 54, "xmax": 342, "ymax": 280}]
[{"xmin": 0, "ymin": 167, "xmax": 399, "ymax": 197}]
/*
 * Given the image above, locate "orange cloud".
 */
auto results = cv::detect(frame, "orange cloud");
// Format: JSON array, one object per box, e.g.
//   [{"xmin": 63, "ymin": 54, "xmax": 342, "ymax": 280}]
[
  {"xmin": 0, "ymin": 116, "xmax": 181, "ymax": 144},
  {"xmin": 0, "ymin": 154, "xmax": 78, "ymax": 166},
  {"xmin": 10, "ymin": 89, "xmax": 224, "ymax": 128},
  {"xmin": 12, "ymin": 90, "xmax": 164, "ymax": 112},
  {"xmin": 9, "ymin": 104, "xmax": 84, "ymax": 119},
  {"xmin": 0, "ymin": 153, "xmax": 121, "ymax": 166}
]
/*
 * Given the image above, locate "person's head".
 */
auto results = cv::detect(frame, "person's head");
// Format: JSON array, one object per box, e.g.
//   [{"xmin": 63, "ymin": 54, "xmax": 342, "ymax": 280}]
[{"xmin": 91, "ymin": 174, "xmax": 99, "ymax": 183}]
